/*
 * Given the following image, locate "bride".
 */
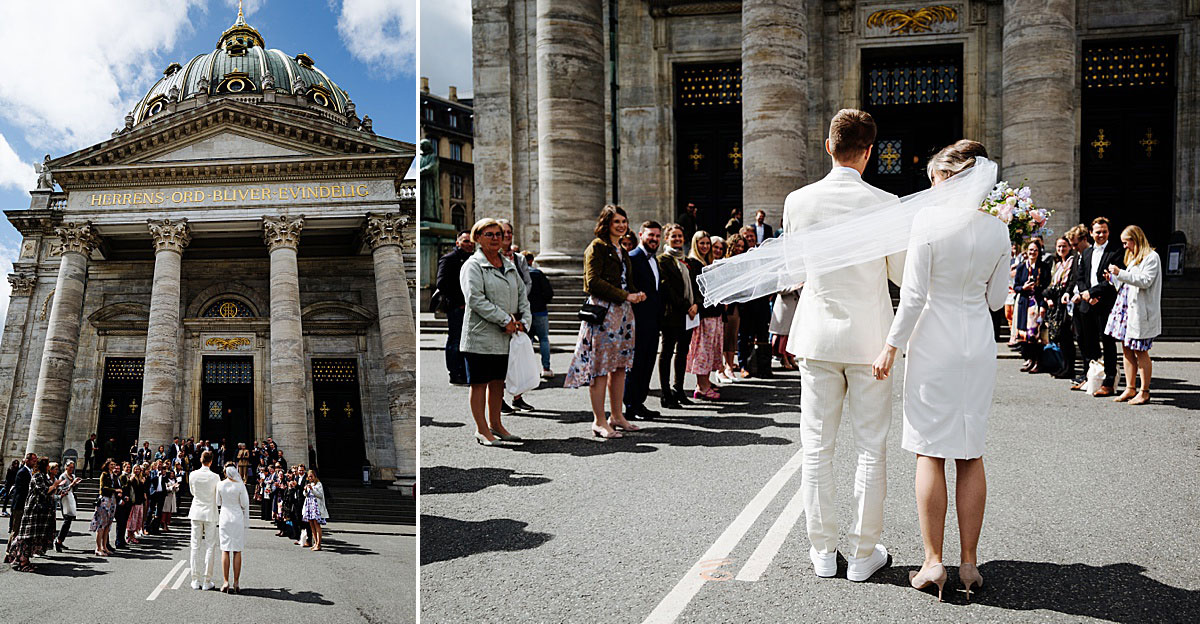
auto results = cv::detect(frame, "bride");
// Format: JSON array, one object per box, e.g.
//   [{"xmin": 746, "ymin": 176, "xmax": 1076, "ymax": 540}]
[{"xmin": 872, "ymin": 140, "xmax": 1010, "ymax": 601}]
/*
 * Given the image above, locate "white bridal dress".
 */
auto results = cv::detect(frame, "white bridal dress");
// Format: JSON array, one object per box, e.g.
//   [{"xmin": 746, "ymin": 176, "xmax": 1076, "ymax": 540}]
[
  {"xmin": 886, "ymin": 208, "xmax": 1011, "ymax": 459},
  {"xmin": 218, "ymin": 467, "xmax": 250, "ymax": 552}
]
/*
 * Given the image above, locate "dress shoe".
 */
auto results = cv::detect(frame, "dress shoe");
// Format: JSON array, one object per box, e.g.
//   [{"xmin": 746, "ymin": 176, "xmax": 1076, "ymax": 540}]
[
  {"xmin": 1093, "ymin": 386, "xmax": 1115, "ymax": 397},
  {"xmin": 637, "ymin": 405, "xmax": 660, "ymax": 419},
  {"xmin": 512, "ymin": 397, "xmax": 536, "ymax": 411},
  {"xmin": 809, "ymin": 547, "xmax": 837, "ymax": 578},
  {"xmin": 1070, "ymin": 380, "xmax": 1086, "ymax": 391},
  {"xmin": 449, "ymin": 376, "xmax": 469, "ymax": 386},
  {"xmin": 660, "ymin": 396, "xmax": 681, "ymax": 410},
  {"xmin": 909, "ymin": 562, "xmax": 948, "ymax": 601},
  {"xmin": 846, "ymin": 544, "xmax": 890, "ymax": 582},
  {"xmin": 1053, "ymin": 369, "xmax": 1076, "ymax": 380},
  {"xmin": 541, "ymin": 368, "xmax": 554, "ymax": 379},
  {"xmin": 474, "ymin": 432, "xmax": 500, "ymax": 447},
  {"xmin": 958, "ymin": 562, "xmax": 983, "ymax": 602},
  {"xmin": 490, "ymin": 429, "xmax": 523, "ymax": 442},
  {"xmin": 500, "ymin": 401, "xmax": 516, "ymax": 414},
  {"xmin": 674, "ymin": 389, "xmax": 692, "ymax": 405}
]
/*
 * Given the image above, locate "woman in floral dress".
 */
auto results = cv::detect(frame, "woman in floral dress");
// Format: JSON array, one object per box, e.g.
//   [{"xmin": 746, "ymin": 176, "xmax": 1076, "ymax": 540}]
[
  {"xmin": 1104, "ymin": 225, "xmax": 1162, "ymax": 405},
  {"xmin": 685, "ymin": 231, "xmax": 726, "ymax": 400},
  {"xmin": 302, "ymin": 470, "xmax": 329, "ymax": 551},
  {"xmin": 565, "ymin": 205, "xmax": 646, "ymax": 439}
]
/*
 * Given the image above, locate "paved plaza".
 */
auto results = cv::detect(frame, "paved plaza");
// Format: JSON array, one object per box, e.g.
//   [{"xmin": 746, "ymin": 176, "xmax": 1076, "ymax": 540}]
[
  {"xmin": 420, "ymin": 333, "xmax": 1200, "ymax": 623},
  {"xmin": 1, "ymin": 516, "xmax": 414, "ymax": 623}
]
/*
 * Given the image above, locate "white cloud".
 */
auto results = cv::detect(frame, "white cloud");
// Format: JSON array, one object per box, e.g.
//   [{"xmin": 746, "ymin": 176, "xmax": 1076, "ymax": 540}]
[
  {"xmin": 0, "ymin": 134, "xmax": 36, "ymax": 191},
  {"xmin": 420, "ymin": 0, "xmax": 472, "ymax": 98},
  {"xmin": 0, "ymin": 1, "xmax": 205, "ymax": 153},
  {"xmin": 331, "ymin": 0, "xmax": 416, "ymax": 78}
]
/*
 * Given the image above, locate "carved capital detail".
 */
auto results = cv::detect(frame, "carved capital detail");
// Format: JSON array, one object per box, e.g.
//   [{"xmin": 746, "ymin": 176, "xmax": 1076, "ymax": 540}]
[
  {"xmin": 364, "ymin": 212, "xmax": 408, "ymax": 250},
  {"xmin": 147, "ymin": 218, "xmax": 192, "ymax": 254},
  {"xmin": 55, "ymin": 221, "xmax": 101, "ymax": 257},
  {"xmin": 262, "ymin": 215, "xmax": 305, "ymax": 251},
  {"xmin": 7, "ymin": 273, "xmax": 36, "ymax": 296}
]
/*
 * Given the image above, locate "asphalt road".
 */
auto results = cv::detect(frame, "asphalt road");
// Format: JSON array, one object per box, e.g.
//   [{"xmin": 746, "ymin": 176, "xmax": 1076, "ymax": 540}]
[
  {"xmin": 1, "ymin": 514, "xmax": 415, "ymax": 623},
  {"xmin": 419, "ymin": 333, "xmax": 1200, "ymax": 624}
]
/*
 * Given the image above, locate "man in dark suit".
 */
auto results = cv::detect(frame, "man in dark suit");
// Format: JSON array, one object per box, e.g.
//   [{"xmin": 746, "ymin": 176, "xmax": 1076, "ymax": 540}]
[
  {"xmin": 114, "ymin": 465, "xmax": 131, "ymax": 548},
  {"xmin": 147, "ymin": 465, "xmax": 166, "ymax": 533},
  {"xmin": 137, "ymin": 441, "xmax": 152, "ymax": 464},
  {"xmin": 737, "ymin": 226, "xmax": 773, "ymax": 377},
  {"xmin": 435, "ymin": 231, "xmax": 475, "ymax": 385},
  {"xmin": 624, "ymin": 221, "xmax": 665, "ymax": 420},
  {"xmin": 84, "ymin": 433, "xmax": 97, "ymax": 478},
  {"xmin": 8, "ymin": 453, "xmax": 35, "ymax": 534},
  {"xmin": 677, "ymin": 203, "xmax": 698, "ymax": 249},
  {"xmin": 1072, "ymin": 217, "xmax": 1123, "ymax": 395},
  {"xmin": 658, "ymin": 224, "xmax": 697, "ymax": 409},
  {"xmin": 752, "ymin": 210, "xmax": 774, "ymax": 246},
  {"xmin": 166, "ymin": 436, "xmax": 181, "ymax": 463}
]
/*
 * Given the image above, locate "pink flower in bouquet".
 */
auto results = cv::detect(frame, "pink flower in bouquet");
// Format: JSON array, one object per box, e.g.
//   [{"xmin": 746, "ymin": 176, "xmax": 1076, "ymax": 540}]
[
  {"xmin": 1032, "ymin": 209, "xmax": 1047, "ymax": 225},
  {"xmin": 998, "ymin": 204, "xmax": 1014, "ymax": 223}
]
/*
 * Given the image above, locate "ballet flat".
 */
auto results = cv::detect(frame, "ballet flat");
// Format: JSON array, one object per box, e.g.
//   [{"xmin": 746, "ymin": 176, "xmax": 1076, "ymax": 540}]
[
  {"xmin": 909, "ymin": 562, "xmax": 948, "ymax": 601},
  {"xmin": 474, "ymin": 432, "xmax": 500, "ymax": 446},
  {"xmin": 959, "ymin": 562, "xmax": 983, "ymax": 602}
]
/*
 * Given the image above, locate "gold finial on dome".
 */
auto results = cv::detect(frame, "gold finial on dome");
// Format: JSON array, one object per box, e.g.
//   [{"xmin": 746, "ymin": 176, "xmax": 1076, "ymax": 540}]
[{"xmin": 218, "ymin": 0, "xmax": 264, "ymax": 50}]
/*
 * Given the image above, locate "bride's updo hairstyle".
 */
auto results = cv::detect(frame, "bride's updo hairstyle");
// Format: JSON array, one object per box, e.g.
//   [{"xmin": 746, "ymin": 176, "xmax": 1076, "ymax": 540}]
[{"xmin": 927, "ymin": 139, "xmax": 988, "ymax": 182}]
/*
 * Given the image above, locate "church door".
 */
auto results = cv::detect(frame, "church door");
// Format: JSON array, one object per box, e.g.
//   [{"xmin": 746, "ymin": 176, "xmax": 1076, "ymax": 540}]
[
  {"xmin": 1081, "ymin": 37, "xmax": 1175, "ymax": 247},
  {"xmin": 311, "ymin": 359, "xmax": 367, "ymax": 478},
  {"xmin": 675, "ymin": 62, "xmax": 743, "ymax": 236},
  {"xmin": 200, "ymin": 357, "xmax": 254, "ymax": 449},
  {"xmin": 97, "ymin": 357, "xmax": 144, "ymax": 459},
  {"xmin": 861, "ymin": 45, "xmax": 963, "ymax": 197}
]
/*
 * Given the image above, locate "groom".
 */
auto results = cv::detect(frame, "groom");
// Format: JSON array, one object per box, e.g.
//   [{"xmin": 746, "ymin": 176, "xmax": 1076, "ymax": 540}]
[{"xmin": 783, "ymin": 109, "xmax": 903, "ymax": 582}]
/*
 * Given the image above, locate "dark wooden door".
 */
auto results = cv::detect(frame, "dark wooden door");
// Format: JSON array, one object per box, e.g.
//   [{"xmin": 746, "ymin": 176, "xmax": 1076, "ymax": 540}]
[
  {"xmin": 200, "ymin": 357, "xmax": 254, "ymax": 449},
  {"xmin": 311, "ymin": 359, "xmax": 366, "ymax": 478},
  {"xmin": 675, "ymin": 62, "xmax": 743, "ymax": 236},
  {"xmin": 97, "ymin": 358, "xmax": 144, "ymax": 458},
  {"xmin": 1080, "ymin": 37, "xmax": 1176, "ymax": 248},
  {"xmin": 861, "ymin": 45, "xmax": 963, "ymax": 197}
]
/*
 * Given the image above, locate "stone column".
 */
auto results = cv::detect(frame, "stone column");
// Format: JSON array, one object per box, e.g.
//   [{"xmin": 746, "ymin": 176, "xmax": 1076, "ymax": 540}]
[
  {"xmin": 364, "ymin": 213, "xmax": 416, "ymax": 490},
  {"xmin": 26, "ymin": 222, "xmax": 100, "ymax": 458},
  {"xmin": 535, "ymin": 0, "xmax": 606, "ymax": 272},
  {"xmin": 263, "ymin": 215, "xmax": 307, "ymax": 469},
  {"xmin": 139, "ymin": 219, "xmax": 191, "ymax": 448},
  {"xmin": 1002, "ymin": 0, "xmax": 1075, "ymax": 236},
  {"xmin": 742, "ymin": 0, "xmax": 809, "ymax": 229},
  {"xmin": 0, "ymin": 272, "xmax": 37, "ymax": 464}
]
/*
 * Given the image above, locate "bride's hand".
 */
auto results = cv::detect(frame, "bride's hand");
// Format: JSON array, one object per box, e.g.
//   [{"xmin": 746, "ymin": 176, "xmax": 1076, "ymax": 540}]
[{"xmin": 872, "ymin": 345, "xmax": 897, "ymax": 380}]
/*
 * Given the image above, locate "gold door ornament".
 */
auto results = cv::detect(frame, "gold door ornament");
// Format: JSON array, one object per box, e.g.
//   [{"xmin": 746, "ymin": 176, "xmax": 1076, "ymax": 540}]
[
  {"xmin": 867, "ymin": 6, "xmax": 958, "ymax": 34},
  {"xmin": 1140, "ymin": 128, "xmax": 1158, "ymax": 158},
  {"xmin": 205, "ymin": 337, "xmax": 252, "ymax": 351},
  {"xmin": 319, "ymin": 401, "xmax": 330, "ymax": 418},
  {"xmin": 689, "ymin": 144, "xmax": 705, "ymax": 171},
  {"xmin": 727, "ymin": 142, "xmax": 742, "ymax": 170},
  {"xmin": 1091, "ymin": 129, "xmax": 1111, "ymax": 159},
  {"xmin": 879, "ymin": 143, "xmax": 902, "ymax": 171},
  {"xmin": 129, "ymin": 398, "xmax": 138, "ymax": 413},
  {"xmin": 108, "ymin": 399, "xmax": 116, "ymax": 413},
  {"xmin": 344, "ymin": 402, "xmax": 354, "ymax": 418}
]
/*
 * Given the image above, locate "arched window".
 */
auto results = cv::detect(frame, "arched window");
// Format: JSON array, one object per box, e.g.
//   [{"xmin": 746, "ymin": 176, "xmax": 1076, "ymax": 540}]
[
  {"xmin": 202, "ymin": 299, "xmax": 254, "ymax": 318},
  {"xmin": 451, "ymin": 205, "xmax": 466, "ymax": 232}
]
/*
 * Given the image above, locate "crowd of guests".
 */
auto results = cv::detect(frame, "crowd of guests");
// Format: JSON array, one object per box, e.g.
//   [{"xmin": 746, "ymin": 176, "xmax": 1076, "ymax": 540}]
[
  {"xmin": 254, "ymin": 462, "xmax": 328, "ymax": 550},
  {"xmin": 435, "ymin": 205, "xmax": 1167, "ymax": 446},
  {"xmin": 1005, "ymin": 217, "xmax": 1162, "ymax": 404}
]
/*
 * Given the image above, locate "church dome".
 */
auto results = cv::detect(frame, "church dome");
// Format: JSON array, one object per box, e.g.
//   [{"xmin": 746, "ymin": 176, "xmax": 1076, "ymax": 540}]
[{"xmin": 128, "ymin": 4, "xmax": 358, "ymax": 130}]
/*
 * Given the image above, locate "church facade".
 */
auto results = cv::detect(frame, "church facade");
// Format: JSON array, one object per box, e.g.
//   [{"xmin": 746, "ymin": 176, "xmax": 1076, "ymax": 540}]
[
  {"xmin": 0, "ymin": 10, "xmax": 417, "ymax": 488},
  {"xmin": 472, "ymin": 0, "xmax": 1200, "ymax": 272}
]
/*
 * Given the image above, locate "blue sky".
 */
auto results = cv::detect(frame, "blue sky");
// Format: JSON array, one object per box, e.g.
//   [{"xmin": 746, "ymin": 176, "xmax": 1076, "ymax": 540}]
[{"xmin": 0, "ymin": 0, "xmax": 416, "ymax": 322}]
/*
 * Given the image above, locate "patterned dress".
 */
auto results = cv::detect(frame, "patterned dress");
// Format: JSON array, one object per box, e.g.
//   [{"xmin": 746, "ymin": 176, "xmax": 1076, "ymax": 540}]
[
  {"xmin": 686, "ymin": 317, "xmax": 725, "ymax": 375},
  {"xmin": 302, "ymin": 488, "xmax": 326, "ymax": 525},
  {"xmin": 1104, "ymin": 283, "xmax": 1154, "ymax": 351},
  {"xmin": 6, "ymin": 473, "xmax": 56, "ymax": 564},
  {"xmin": 565, "ymin": 300, "xmax": 636, "ymax": 388}
]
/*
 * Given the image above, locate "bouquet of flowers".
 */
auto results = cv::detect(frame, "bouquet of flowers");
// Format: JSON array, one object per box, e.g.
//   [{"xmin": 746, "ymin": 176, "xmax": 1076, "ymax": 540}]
[{"xmin": 980, "ymin": 181, "xmax": 1052, "ymax": 245}]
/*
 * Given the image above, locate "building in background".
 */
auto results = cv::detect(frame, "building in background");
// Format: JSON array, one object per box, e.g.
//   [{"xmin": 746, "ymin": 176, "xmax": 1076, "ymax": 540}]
[{"xmin": 420, "ymin": 78, "xmax": 474, "ymax": 309}]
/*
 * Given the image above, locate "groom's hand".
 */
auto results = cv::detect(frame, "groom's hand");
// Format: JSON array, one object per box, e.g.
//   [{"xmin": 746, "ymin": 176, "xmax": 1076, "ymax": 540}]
[{"xmin": 872, "ymin": 346, "xmax": 897, "ymax": 380}]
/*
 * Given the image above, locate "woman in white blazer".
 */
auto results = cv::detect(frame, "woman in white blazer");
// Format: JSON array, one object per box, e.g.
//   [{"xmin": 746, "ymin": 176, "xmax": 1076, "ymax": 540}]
[{"xmin": 1103, "ymin": 225, "xmax": 1161, "ymax": 405}]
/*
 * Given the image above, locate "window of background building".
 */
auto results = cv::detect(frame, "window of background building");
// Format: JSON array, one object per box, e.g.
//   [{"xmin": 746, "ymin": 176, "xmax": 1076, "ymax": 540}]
[
  {"xmin": 450, "ymin": 143, "xmax": 463, "ymax": 161},
  {"xmin": 449, "ymin": 113, "xmax": 458, "ymax": 129},
  {"xmin": 450, "ymin": 174, "xmax": 464, "ymax": 199},
  {"xmin": 424, "ymin": 107, "xmax": 435, "ymax": 121},
  {"xmin": 452, "ymin": 205, "xmax": 466, "ymax": 232}
]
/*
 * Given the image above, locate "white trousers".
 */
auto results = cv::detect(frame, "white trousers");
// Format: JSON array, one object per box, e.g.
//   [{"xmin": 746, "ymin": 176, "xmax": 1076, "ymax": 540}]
[
  {"xmin": 798, "ymin": 358, "xmax": 891, "ymax": 559},
  {"xmin": 189, "ymin": 520, "xmax": 219, "ymax": 584}
]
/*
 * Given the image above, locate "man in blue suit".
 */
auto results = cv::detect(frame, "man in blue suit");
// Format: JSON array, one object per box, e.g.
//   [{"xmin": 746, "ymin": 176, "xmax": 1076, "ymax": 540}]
[{"xmin": 624, "ymin": 221, "xmax": 665, "ymax": 420}]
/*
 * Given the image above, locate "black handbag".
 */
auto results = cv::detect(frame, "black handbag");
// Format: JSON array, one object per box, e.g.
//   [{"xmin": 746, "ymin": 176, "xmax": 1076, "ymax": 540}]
[{"xmin": 578, "ymin": 302, "xmax": 608, "ymax": 325}]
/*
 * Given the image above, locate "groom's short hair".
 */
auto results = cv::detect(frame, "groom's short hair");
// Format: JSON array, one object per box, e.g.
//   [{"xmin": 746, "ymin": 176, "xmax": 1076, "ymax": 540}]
[{"xmin": 829, "ymin": 109, "xmax": 876, "ymax": 161}]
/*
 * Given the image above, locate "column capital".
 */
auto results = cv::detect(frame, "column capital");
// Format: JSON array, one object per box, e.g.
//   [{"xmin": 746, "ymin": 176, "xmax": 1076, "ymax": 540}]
[
  {"xmin": 54, "ymin": 221, "xmax": 100, "ymax": 257},
  {"xmin": 7, "ymin": 273, "xmax": 36, "ymax": 296},
  {"xmin": 364, "ymin": 212, "xmax": 409, "ymax": 250},
  {"xmin": 262, "ymin": 215, "xmax": 305, "ymax": 252},
  {"xmin": 147, "ymin": 218, "xmax": 192, "ymax": 254}
]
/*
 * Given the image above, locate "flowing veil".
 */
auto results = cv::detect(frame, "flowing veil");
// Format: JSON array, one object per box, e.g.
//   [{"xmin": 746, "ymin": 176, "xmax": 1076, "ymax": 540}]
[{"xmin": 697, "ymin": 157, "xmax": 999, "ymax": 305}]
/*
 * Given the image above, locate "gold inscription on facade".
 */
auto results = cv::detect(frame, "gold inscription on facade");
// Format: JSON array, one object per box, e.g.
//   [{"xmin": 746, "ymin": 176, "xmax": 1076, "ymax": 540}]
[{"xmin": 88, "ymin": 183, "xmax": 371, "ymax": 207}]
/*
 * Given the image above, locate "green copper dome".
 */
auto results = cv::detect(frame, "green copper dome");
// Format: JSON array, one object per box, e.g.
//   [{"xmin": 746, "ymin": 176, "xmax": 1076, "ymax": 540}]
[{"xmin": 128, "ymin": 5, "xmax": 356, "ymax": 129}]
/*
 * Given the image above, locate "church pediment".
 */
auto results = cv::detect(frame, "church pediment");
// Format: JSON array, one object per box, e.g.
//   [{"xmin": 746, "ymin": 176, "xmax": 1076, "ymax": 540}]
[{"xmin": 135, "ymin": 129, "xmax": 312, "ymax": 163}]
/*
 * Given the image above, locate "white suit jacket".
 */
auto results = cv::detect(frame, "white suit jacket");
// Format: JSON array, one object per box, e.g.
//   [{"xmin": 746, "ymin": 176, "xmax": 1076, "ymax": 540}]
[
  {"xmin": 1114, "ymin": 251, "xmax": 1162, "ymax": 340},
  {"xmin": 783, "ymin": 167, "xmax": 905, "ymax": 365},
  {"xmin": 186, "ymin": 467, "xmax": 220, "ymax": 523}
]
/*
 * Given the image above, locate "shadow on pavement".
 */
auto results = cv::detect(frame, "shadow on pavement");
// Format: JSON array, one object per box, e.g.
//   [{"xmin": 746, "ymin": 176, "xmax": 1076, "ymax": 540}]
[
  {"xmin": 421, "ymin": 466, "xmax": 552, "ymax": 495},
  {"xmin": 1148, "ymin": 377, "xmax": 1200, "ymax": 411},
  {"xmin": 235, "ymin": 587, "xmax": 335, "ymax": 604},
  {"xmin": 317, "ymin": 537, "xmax": 378, "ymax": 556},
  {"xmin": 421, "ymin": 416, "xmax": 467, "ymax": 428},
  {"xmin": 23, "ymin": 559, "xmax": 108, "ymax": 577},
  {"xmin": 420, "ymin": 515, "xmax": 552, "ymax": 565}
]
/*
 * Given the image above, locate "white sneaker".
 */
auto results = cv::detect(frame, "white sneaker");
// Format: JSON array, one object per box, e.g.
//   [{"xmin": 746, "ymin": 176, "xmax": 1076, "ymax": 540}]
[
  {"xmin": 846, "ymin": 544, "xmax": 890, "ymax": 582},
  {"xmin": 203, "ymin": 581, "xmax": 216, "ymax": 591},
  {"xmin": 809, "ymin": 547, "xmax": 837, "ymax": 578},
  {"xmin": 190, "ymin": 580, "xmax": 201, "ymax": 590}
]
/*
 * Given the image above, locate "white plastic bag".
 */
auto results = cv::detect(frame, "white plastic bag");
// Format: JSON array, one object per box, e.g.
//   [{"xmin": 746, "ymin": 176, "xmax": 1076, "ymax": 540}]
[
  {"xmin": 1084, "ymin": 360, "xmax": 1105, "ymax": 395},
  {"xmin": 506, "ymin": 331, "xmax": 541, "ymax": 396}
]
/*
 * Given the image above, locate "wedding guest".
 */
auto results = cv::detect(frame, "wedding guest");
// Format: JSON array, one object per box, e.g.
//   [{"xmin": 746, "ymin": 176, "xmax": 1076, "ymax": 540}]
[
  {"xmin": 4, "ymin": 457, "xmax": 62, "ymax": 572},
  {"xmin": 752, "ymin": 210, "xmax": 774, "ymax": 246},
  {"xmin": 724, "ymin": 208, "xmax": 742, "ymax": 238},
  {"xmin": 8, "ymin": 453, "xmax": 35, "ymax": 534},
  {"xmin": 302, "ymin": 470, "xmax": 328, "ymax": 551},
  {"xmin": 1064, "ymin": 224, "xmax": 1093, "ymax": 383},
  {"xmin": 54, "ymin": 460, "xmax": 82, "ymax": 552},
  {"xmin": 84, "ymin": 433, "xmax": 98, "ymax": 478},
  {"xmin": 737, "ymin": 225, "xmax": 772, "ymax": 377},
  {"xmin": 525, "ymin": 253, "xmax": 556, "ymax": 378},
  {"xmin": 154, "ymin": 444, "xmax": 165, "ymax": 462},
  {"xmin": 1, "ymin": 459, "xmax": 18, "ymax": 516},
  {"xmin": 565, "ymin": 205, "xmax": 645, "ymax": 438},
  {"xmin": 677, "ymin": 202, "xmax": 698, "ymax": 246},
  {"xmin": 710, "ymin": 235, "xmax": 727, "ymax": 260},
  {"xmin": 619, "ymin": 230, "xmax": 637, "ymax": 253},
  {"xmin": 436, "ymin": 232, "xmax": 474, "ymax": 385},
  {"xmin": 657, "ymin": 223, "xmax": 697, "ymax": 409},
  {"xmin": 1042, "ymin": 236, "xmax": 1077, "ymax": 378},
  {"xmin": 237, "ymin": 443, "xmax": 251, "ymax": 481},
  {"xmin": 1075, "ymin": 217, "xmax": 1124, "ymax": 395},
  {"xmin": 685, "ymin": 231, "xmax": 725, "ymax": 399},
  {"xmin": 1013, "ymin": 240, "xmax": 1049, "ymax": 372},
  {"xmin": 1105, "ymin": 225, "xmax": 1162, "ymax": 405},
  {"xmin": 624, "ymin": 221, "xmax": 664, "ymax": 421},
  {"xmin": 91, "ymin": 459, "xmax": 119, "ymax": 556},
  {"xmin": 161, "ymin": 469, "xmax": 179, "ymax": 531},
  {"xmin": 125, "ymin": 464, "xmax": 145, "ymax": 544},
  {"xmin": 460, "ymin": 218, "xmax": 530, "ymax": 445},
  {"xmin": 499, "ymin": 219, "xmax": 535, "ymax": 413},
  {"xmin": 718, "ymin": 233, "xmax": 747, "ymax": 383},
  {"xmin": 218, "ymin": 463, "xmax": 249, "ymax": 593},
  {"xmin": 1005, "ymin": 242, "xmax": 1018, "ymax": 344}
]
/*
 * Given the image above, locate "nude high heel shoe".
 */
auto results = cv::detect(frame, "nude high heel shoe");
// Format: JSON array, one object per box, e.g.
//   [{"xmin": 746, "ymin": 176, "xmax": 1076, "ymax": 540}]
[
  {"xmin": 959, "ymin": 562, "xmax": 983, "ymax": 602},
  {"xmin": 909, "ymin": 563, "xmax": 948, "ymax": 601}
]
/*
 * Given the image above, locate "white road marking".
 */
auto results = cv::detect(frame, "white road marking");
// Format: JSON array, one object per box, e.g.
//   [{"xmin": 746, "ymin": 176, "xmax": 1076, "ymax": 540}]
[
  {"xmin": 171, "ymin": 566, "xmax": 191, "ymax": 590},
  {"xmin": 147, "ymin": 559, "xmax": 188, "ymax": 601},
  {"xmin": 641, "ymin": 447, "xmax": 805, "ymax": 624},
  {"xmin": 735, "ymin": 484, "xmax": 806, "ymax": 582}
]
